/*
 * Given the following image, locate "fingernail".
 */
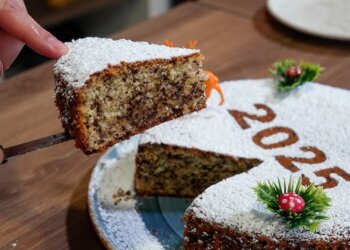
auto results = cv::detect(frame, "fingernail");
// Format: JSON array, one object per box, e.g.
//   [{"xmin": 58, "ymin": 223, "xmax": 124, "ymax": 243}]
[{"xmin": 48, "ymin": 36, "xmax": 69, "ymax": 56}]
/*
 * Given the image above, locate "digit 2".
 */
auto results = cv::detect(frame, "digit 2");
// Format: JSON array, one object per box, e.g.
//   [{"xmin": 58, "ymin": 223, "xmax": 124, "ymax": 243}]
[
  {"xmin": 229, "ymin": 104, "xmax": 276, "ymax": 130},
  {"xmin": 275, "ymin": 146, "xmax": 326, "ymax": 172}
]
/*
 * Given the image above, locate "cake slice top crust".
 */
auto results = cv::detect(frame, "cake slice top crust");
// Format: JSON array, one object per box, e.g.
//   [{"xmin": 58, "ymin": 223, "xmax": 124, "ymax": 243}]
[
  {"xmin": 142, "ymin": 79, "xmax": 350, "ymax": 243},
  {"xmin": 54, "ymin": 37, "xmax": 200, "ymax": 88}
]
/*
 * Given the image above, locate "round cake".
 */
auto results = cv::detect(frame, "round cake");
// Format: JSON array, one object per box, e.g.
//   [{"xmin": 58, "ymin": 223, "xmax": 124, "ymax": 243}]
[{"xmin": 136, "ymin": 79, "xmax": 350, "ymax": 248}]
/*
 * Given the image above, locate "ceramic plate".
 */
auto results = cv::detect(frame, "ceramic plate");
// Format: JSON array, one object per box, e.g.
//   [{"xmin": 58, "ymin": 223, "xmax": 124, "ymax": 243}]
[
  {"xmin": 267, "ymin": 0, "xmax": 350, "ymax": 41},
  {"xmin": 88, "ymin": 136, "xmax": 191, "ymax": 250}
]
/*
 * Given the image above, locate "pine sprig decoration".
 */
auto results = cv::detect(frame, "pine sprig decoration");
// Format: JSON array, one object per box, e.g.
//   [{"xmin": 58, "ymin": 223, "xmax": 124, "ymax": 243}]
[
  {"xmin": 269, "ymin": 59, "xmax": 324, "ymax": 91},
  {"xmin": 253, "ymin": 177, "xmax": 331, "ymax": 232}
]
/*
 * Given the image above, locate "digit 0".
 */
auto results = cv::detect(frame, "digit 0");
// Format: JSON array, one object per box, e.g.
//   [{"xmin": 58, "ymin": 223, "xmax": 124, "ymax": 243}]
[{"xmin": 252, "ymin": 127, "xmax": 299, "ymax": 149}]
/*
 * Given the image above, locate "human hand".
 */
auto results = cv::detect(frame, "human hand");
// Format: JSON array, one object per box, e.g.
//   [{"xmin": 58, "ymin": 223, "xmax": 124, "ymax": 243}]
[
  {"xmin": 0, "ymin": 145, "xmax": 4, "ymax": 164},
  {"xmin": 0, "ymin": 0, "xmax": 69, "ymax": 76}
]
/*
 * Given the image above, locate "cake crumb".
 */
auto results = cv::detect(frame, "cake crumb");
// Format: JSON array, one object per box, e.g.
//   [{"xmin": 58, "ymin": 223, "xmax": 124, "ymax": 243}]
[{"xmin": 112, "ymin": 188, "xmax": 134, "ymax": 206}]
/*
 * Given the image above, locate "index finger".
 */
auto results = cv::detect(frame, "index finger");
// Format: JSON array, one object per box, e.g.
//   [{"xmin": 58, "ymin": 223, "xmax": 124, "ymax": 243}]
[{"xmin": 0, "ymin": 0, "xmax": 68, "ymax": 59}]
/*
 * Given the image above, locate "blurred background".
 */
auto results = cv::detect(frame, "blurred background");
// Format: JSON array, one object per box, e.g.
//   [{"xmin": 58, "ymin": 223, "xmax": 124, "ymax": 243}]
[{"xmin": 5, "ymin": 0, "xmax": 189, "ymax": 78}]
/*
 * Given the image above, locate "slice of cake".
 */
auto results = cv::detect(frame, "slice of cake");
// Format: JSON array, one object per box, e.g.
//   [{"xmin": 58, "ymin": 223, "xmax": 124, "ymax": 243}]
[
  {"xmin": 54, "ymin": 38, "xmax": 207, "ymax": 154},
  {"xmin": 133, "ymin": 79, "xmax": 350, "ymax": 248}
]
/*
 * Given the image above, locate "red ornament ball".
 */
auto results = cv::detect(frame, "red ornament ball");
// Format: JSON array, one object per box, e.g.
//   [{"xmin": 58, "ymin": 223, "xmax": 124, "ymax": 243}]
[
  {"xmin": 285, "ymin": 66, "xmax": 302, "ymax": 79},
  {"xmin": 278, "ymin": 192, "xmax": 305, "ymax": 213}
]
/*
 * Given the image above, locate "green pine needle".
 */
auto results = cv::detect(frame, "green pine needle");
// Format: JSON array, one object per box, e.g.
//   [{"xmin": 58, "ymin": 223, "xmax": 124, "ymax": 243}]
[
  {"xmin": 269, "ymin": 59, "xmax": 324, "ymax": 91},
  {"xmin": 253, "ymin": 177, "xmax": 331, "ymax": 232}
]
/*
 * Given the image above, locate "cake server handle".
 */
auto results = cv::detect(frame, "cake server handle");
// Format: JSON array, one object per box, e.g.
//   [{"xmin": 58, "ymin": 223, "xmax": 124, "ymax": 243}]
[{"xmin": 1, "ymin": 132, "xmax": 71, "ymax": 164}]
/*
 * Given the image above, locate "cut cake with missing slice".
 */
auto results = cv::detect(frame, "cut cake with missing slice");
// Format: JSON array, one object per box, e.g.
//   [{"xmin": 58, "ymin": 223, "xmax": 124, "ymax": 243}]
[
  {"xmin": 134, "ymin": 79, "xmax": 350, "ymax": 248},
  {"xmin": 54, "ymin": 38, "xmax": 207, "ymax": 154}
]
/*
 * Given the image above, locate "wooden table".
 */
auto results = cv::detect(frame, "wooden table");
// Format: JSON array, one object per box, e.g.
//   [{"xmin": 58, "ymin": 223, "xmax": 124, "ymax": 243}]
[
  {"xmin": 27, "ymin": 0, "xmax": 124, "ymax": 28},
  {"xmin": 1, "ymin": 1, "xmax": 350, "ymax": 249}
]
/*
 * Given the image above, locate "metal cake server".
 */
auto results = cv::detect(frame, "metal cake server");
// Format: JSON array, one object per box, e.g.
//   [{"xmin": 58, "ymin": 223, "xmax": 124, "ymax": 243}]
[{"xmin": 1, "ymin": 132, "xmax": 72, "ymax": 164}]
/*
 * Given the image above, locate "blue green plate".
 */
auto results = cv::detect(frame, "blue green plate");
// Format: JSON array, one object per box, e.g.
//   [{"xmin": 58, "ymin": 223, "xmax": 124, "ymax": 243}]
[{"xmin": 88, "ymin": 136, "xmax": 191, "ymax": 250}]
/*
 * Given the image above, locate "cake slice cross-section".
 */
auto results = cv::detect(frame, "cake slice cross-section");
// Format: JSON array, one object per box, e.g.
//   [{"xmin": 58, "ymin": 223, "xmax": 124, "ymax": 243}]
[
  {"xmin": 54, "ymin": 38, "xmax": 207, "ymax": 154},
  {"xmin": 135, "ymin": 107, "xmax": 262, "ymax": 197}
]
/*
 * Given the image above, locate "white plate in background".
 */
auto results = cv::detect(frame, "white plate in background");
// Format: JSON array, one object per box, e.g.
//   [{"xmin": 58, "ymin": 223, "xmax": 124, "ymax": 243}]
[{"xmin": 267, "ymin": 0, "xmax": 350, "ymax": 41}]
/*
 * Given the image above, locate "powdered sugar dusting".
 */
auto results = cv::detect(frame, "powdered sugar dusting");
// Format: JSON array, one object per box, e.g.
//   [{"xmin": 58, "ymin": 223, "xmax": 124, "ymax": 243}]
[
  {"xmin": 141, "ymin": 79, "xmax": 350, "ymax": 242},
  {"xmin": 88, "ymin": 137, "xmax": 163, "ymax": 249},
  {"xmin": 89, "ymin": 79, "xmax": 350, "ymax": 246},
  {"xmin": 54, "ymin": 37, "xmax": 199, "ymax": 88}
]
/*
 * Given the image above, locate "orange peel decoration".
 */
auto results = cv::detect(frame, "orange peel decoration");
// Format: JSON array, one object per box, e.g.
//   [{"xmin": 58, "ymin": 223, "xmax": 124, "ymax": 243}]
[
  {"xmin": 203, "ymin": 70, "xmax": 225, "ymax": 105},
  {"xmin": 187, "ymin": 40, "xmax": 198, "ymax": 49},
  {"xmin": 164, "ymin": 40, "xmax": 174, "ymax": 47},
  {"xmin": 163, "ymin": 40, "xmax": 224, "ymax": 105},
  {"xmin": 164, "ymin": 39, "xmax": 198, "ymax": 49}
]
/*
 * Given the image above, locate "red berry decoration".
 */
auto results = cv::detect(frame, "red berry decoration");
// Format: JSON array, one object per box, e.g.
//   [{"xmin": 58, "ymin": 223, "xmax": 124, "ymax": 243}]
[
  {"xmin": 285, "ymin": 66, "xmax": 302, "ymax": 79},
  {"xmin": 255, "ymin": 177, "xmax": 331, "ymax": 231},
  {"xmin": 278, "ymin": 192, "xmax": 305, "ymax": 213}
]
